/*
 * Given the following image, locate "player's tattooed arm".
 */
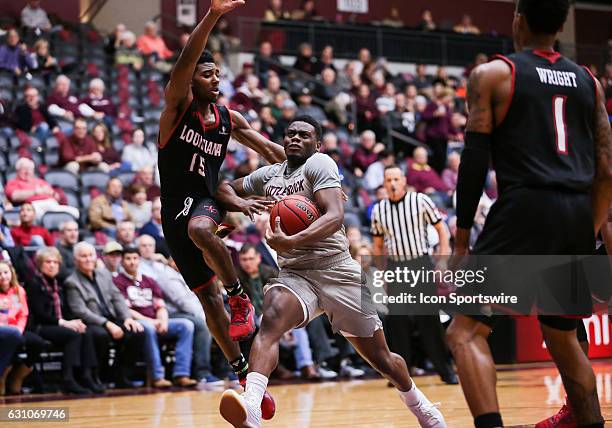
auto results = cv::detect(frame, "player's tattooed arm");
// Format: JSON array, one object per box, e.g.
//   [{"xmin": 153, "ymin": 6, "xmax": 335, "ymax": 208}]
[
  {"xmin": 591, "ymin": 77, "xmax": 612, "ymax": 234},
  {"xmin": 230, "ymin": 110, "xmax": 286, "ymax": 164}
]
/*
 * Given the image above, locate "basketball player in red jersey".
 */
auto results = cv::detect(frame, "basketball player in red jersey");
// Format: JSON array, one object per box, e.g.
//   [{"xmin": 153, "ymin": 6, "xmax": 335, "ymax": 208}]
[
  {"xmin": 158, "ymin": 0, "xmax": 285, "ymax": 418},
  {"xmin": 446, "ymin": 0, "xmax": 612, "ymax": 427}
]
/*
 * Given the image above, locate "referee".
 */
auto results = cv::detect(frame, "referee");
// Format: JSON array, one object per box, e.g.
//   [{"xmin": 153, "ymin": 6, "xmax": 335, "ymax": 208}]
[{"xmin": 371, "ymin": 164, "xmax": 457, "ymax": 384}]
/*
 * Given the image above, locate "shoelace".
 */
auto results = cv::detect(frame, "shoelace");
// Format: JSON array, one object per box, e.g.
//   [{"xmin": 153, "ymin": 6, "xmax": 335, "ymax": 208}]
[
  {"xmin": 414, "ymin": 401, "xmax": 442, "ymax": 422},
  {"xmin": 229, "ymin": 297, "xmax": 249, "ymax": 324}
]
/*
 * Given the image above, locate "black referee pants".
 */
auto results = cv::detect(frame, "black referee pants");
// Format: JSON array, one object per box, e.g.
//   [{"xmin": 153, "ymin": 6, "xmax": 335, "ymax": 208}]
[{"xmin": 385, "ymin": 314, "xmax": 453, "ymax": 379}]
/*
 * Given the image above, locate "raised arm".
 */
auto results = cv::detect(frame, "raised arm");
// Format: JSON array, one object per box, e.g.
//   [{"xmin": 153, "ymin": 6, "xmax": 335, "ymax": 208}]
[
  {"xmin": 160, "ymin": 0, "xmax": 244, "ymax": 141},
  {"xmin": 591, "ymin": 78, "xmax": 612, "ymax": 234},
  {"xmin": 454, "ymin": 60, "xmax": 510, "ymax": 255},
  {"xmin": 230, "ymin": 110, "xmax": 286, "ymax": 164}
]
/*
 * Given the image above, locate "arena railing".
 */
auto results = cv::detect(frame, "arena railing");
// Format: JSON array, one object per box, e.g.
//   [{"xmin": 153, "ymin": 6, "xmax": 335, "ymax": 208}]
[{"xmin": 235, "ymin": 18, "xmax": 514, "ymax": 66}]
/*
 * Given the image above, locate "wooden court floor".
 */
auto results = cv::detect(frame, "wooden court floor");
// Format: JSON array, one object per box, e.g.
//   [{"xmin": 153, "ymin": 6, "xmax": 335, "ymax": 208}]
[{"xmin": 2, "ymin": 361, "xmax": 612, "ymax": 427}]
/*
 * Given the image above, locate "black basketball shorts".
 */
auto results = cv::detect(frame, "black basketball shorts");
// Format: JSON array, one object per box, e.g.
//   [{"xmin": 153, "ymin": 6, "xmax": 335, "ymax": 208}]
[
  {"xmin": 467, "ymin": 187, "xmax": 596, "ymax": 330},
  {"xmin": 161, "ymin": 195, "xmax": 226, "ymax": 291}
]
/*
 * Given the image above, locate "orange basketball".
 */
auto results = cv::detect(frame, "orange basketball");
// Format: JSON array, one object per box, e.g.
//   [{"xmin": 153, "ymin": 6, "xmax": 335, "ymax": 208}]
[{"xmin": 269, "ymin": 195, "xmax": 320, "ymax": 235}]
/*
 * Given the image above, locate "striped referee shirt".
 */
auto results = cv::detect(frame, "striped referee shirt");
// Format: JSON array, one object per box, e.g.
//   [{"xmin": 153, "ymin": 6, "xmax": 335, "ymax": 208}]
[{"xmin": 370, "ymin": 192, "xmax": 443, "ymax": 261}]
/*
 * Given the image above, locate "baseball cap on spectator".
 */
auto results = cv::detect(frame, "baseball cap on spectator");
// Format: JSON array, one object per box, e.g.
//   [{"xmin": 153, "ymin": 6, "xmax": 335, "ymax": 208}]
[
  {"xmin": 299, "ymin": 87, "xmax": 311, "ymax": 96},
  {"xmin": 104, "ymin": 241, "xmax": 123, "ymax": 255}
]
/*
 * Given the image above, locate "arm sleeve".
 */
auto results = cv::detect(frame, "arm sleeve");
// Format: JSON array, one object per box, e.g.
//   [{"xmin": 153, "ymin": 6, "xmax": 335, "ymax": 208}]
[
  {"xmin": 419, "ymin": 193, "xmax": 443, "ymax": 225},
  {"xmin": 242, "ymin": 166, "xmax": 274, "ymax": 196},
  {"xmin": 370, "ymin": 203, "xmax": 385, "ymax": 237},
  {"xmin": 455, "ymin": 132, "xmax": 491, "ymax": 229},
  {"xmin": 304, "ymin": 153, "xmax": 342, "ymax": 193}
]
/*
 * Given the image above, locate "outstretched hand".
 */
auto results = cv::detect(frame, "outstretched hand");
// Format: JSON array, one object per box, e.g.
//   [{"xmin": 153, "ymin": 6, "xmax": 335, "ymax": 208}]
[{"xmin": 210, "ymin": 0, "xmax": 245, "ymax": 15}]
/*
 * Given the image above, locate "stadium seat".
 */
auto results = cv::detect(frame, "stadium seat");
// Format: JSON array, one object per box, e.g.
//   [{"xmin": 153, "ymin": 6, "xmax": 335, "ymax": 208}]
[
  {"xmin": 117, "ymin": 171, "xmax": 136, "ymax": 187},
  {"xmin": 63, "ymin": 189, "xmax": 80, "ymax": 209},
  {"xmin": 41, "ymin": 211, "xmax": 79, "ymax": 231},
  {"xmin": 44, "ymin": 149, "xmax": 60, "ymax": 167},
  {"xmin": 81, "ymin": 171, "xmax": 110, "ymax": 191},
  {"xmin": 4, "ymin": 208, "xmax": 20, "ymax": 226},
  {"xmin": 80, "ymin": 193, "xmax": 91, "ymax": 209},
  {"xmin": 44, "ymin": 170, "xmax": 79, "ymax": 192}
]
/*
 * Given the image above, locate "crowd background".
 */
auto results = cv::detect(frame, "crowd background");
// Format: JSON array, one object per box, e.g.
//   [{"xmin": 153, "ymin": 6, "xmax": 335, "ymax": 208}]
[{"xmin": 0, "ymin": 0, "xmax": 610, "ymax": 396}]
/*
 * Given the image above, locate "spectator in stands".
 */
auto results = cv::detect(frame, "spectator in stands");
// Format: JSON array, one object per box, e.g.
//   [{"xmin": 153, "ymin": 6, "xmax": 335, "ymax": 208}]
[
  {"xmin": 20, "ymin": 0, "xmax": 52, "ymax": 32},
  {"xmin": 56, "ymin": 220, "xmax": 78, "ymax": 282},
  {"xmin": 59, "ymin": 118, "xmax": 108, "ymax": 174},
  {"xmin": 114, "ymin": 248, "xmax": 197, "ymax": 388},
  {"xmin": 233, "ymin": 75, "xmax": 265, "ymax": 111},
  {"xmin": 315, "ymin": 45, "xmax": 335, "ymax": 74},
  {"xmin": 352, "ymin": 130, "xmax": 385, "ymax": 178},
  {"xmin": 422, "ymin": 84, "xmax": 456, "ymax": 173},
  {"xmin": 264, "ymin": 0, "xmax": 291, "ymax": 21},
  {"xmin": 292, "ymin": 0, "xmax": 321, "ymax": 21},
  {"xmin": 336, "ymin": 61, "xmax": 358, "ymax": 91},
  {"xmin": 315, "ymin": 67, "xmax": 339, "ymax": 102},
  {"xmin": 411, "ymin": 64, "xmax": 432, "ymax": 92},
  {"xmin": 137, "ymin": 21, "xmax": 173, "ymax": 61},
  {"xmin": 32, "ymin": 39, "xmax": 59, "ymax": 75},
  {"xmin": 6, "ymin": 157, "xmax": 79, "ymax": 220},
  {"xmin": 363, "ymin": 150, "xmax": 396, "ymax": 190},
  {"xmin": 14, "ymin": 86, "xmax": 59, "ymax": 140},
  {"xmin": 121, "ymin": 129, "xmax": 157, "ymax": 173},
  {"xmin": 11, "ymin": 202, "xmax": 54, "ymax": 246},
  {"xmin": 26, "ymin": 247, "xmax": 105, "ymax": 394},
  {"xmin": 163, "ymin": 256, "xmax": 219, "ymax": 385},
  {"xmin": 355, "ymin": 83, "xmax": 381, "ymax": 134},
  {"xmin": 105, "ymin": 23, "xmax": 126, "ymax": 57},
  {"xmin": 296, "ymin": 88, "xmax": 330, "ymax": 128},
  {"xmin": 441, "ymin": 151, "xmax": 460, "ymax": 192},
  {"xmin": 89, "ymin": 178, "xmax": 133, "ymax": 236},
  {"xmin": 127, "ymin": 184, "xmax": 151, "ymax": 229},
  {"xmin": 376, "ymin": 82, "xmax": 397, "ymax": 114},
  {"xmin": 454, "ymin": 14, "xmax": 480, "ymax": 35},
  {"xmin": 0, "ymin": 207, "xmax": 15, "ymax": 249},
  {"xmin": 0, "ymin": 29, "xmax": 35, "ymax": 76},
  {"xmin": 233, "ymin": 62, "xmax": 255, "ymax": 89},
  {"xmin": 116, "ymin": 220, "xmax": 137, "ymax": 249},
  {"xmin": 254, "ymin": 41, "xmax": 281, "ymax": 81},
  {"xmin": 115, "ymin": 31, "xmax": 144, "ymax": 71},
  {"xmin": 91, "ymin": 123, "xmax": 121, "ymax": 173},
  {"xmin": 406, "ymin": 146, "xmax": 449, "ymax": 198},
  {"xmin": 382, "ymin": 7, "xmax": 404, "ymax": 28},
  {"xmin": 65, "ymin": 241, "xmax": 145, "ymax": 389},
  {"xmin": 139, "ymin": 198, "xmax": 168, "ymax": 258},
  {"xmin": 98, "ymin": 241, "xmax": 123, "ymax": 278},
  {"xmin": 418, "ymin": 9, "xmax": 437, "ymax": 31},
  {"xmin": 47, "ymin": 75, "xmax": 84, "ymax": 129},
  {"xmin": 81, "ymin": 79, "xmax": 117, "ymax": 125},
  {"xmin": 132, "ymin": 166, "xmax": 160, "ymax": 201},
  {"xmin": 293, "ymin": 43, "xmax": 319, "ymax": 75},
  {"xmin": 0, "ymin": 261, "xmax": 31, "ymax": 396},
  {"xmin": 262, "ymin": 73, "xmax": 288, "ymax": 106}
]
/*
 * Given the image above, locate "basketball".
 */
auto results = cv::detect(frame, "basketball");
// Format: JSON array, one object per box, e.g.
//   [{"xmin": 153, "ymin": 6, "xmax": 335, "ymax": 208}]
[{"xmin": 269, "ymin": 195, "xmax": 320, "ymax": 235}]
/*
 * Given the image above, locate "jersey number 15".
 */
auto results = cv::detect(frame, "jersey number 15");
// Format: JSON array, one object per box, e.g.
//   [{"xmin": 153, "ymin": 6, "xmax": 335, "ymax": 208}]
[{"xmin": 189, "ymin": 153, "xmax": 206, "ymax": 177}]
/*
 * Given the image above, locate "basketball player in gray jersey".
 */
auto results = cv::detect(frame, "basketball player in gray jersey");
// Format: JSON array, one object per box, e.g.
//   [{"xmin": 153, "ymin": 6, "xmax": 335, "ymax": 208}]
[{"xmin": 215, "ymin": 116, "xmax": 446, "ymax": 428}]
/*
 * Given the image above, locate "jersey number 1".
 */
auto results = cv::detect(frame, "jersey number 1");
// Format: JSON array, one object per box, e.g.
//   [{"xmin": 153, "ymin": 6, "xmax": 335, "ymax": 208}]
[
  {"xmin": 553, "ymin": 95, "xmax": 568, "ymax": 155},
  {"xmin": 189, "ymin": 153, "xmax": 206, "ymax": 177}
]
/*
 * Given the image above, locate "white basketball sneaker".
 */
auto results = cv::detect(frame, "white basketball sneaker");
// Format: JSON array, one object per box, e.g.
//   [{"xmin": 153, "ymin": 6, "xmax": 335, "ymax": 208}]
[
  {"xmin": 219, "ymin": 389, "xmax": 262, "ymax": 428},
  {"xmin": 409, "ymin": 398, "xmax": 446, "ymax": 428}
]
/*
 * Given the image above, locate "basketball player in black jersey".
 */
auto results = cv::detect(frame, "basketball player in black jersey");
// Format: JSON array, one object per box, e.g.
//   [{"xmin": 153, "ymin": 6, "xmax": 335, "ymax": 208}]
[
  {"xmin": 158, "ymin": 0, "xmax": 284, "ymax": 418},
  {"xmin": 446, "ymin": 0, "xmax": 612, "ymax": 427}
]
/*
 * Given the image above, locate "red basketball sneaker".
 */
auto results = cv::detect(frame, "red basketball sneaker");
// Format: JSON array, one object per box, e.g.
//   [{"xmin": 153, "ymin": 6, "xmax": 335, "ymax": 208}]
[
  {"xmin": 240, "ymin": 378, "xmax": 276, "ymax": 420},
  {"xmin": 535, "ymin": 401, "xmax": 576, "ymax": 428},
  {"xmin": 228, "ymin": 294, "xmax": 256, "ymax": 341}
]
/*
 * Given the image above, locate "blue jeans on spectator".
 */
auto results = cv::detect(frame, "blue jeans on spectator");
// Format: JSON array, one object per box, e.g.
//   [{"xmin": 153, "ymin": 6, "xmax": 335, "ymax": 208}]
[
  {"xmin": 33, "ymin": 122, "xmax": 52, "ymax": 141},
  {"xmin": 170, "ymin": 313, "xmax": 212, "ymax": 380},
  {"xmin": 139, "ymin": 318, "xmax": 194, "ymax": 380},
  {"xmin": 292, "ymin": 327, "xmax": 314, "ymax": 370},
  {"xmin": 0, "ymin": 326, "xmax": 22, "ymax": 373}
]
